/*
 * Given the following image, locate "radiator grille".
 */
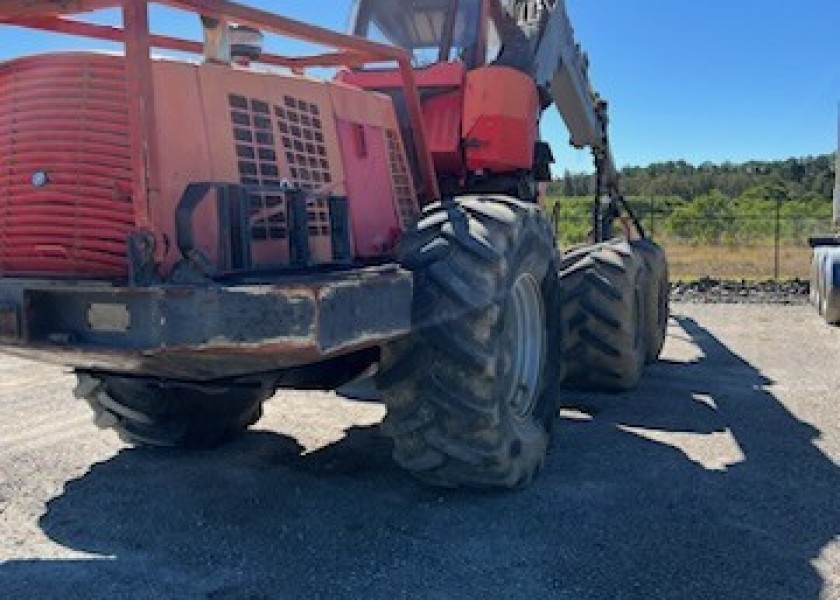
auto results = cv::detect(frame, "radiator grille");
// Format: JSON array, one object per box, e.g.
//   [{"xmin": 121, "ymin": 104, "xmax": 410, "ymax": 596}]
[{"xmin": 0, "ymin": 54, "xmax": 134, "ymax": 277}]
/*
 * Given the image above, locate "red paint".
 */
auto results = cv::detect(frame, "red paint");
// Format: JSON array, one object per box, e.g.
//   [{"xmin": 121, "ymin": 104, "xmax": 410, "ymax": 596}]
[
  {"xmin": 422, "ymin": 90, "xmax": 464, "ymax": 176},
  {"xmin": 0, "ymin": 0, "xmax": 441, "ymax": 280},
  {"xmin": 339, "ymin": 62, "xmax": 467, "ymax": 177},
  {"xmin": 335, "ymin": 120, "xmax": 400, "ymax": 258},
  {"xmin": 353, "ymin": 124, "xmax": 368, "ymax": 158},
  {"xmin": 122, "ymin": 0, "xmax": 160, "ymax": 242},
  {"xmin": 0, "ymin": 54, "xmax": 133, "ymax": 277},
  {"xmin": 337, "ymin": 61, "xmax": 465, "ymax": 91},
  {"xmin": 462, "ymin": 66, "xmax": 539, "ymax": 172},
  {"xmin": 1, "ymin": 0, "xmax": 441, "ymax": 221}
]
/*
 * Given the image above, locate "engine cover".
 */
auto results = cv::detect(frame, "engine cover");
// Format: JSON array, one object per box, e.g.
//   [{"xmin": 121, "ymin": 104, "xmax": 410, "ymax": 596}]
[
  {"xmin": 0, "ymin": 54, "xmax": 134, "ymax": 277},
  {"xmin": 0, "ymin": 53, "xmax": 419, "ymax": 278}
]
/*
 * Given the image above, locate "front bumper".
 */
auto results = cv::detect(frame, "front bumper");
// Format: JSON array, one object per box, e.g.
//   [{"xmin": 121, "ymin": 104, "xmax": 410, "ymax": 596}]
[{"xmin": 0, "ymin": 265, "xmax": 412, "ymax": 380}]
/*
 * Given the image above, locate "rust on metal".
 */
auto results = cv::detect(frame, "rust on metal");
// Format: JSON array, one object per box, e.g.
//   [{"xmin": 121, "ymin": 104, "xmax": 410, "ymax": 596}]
[
  {"xmin": 122, "ymin": 0, "xmax": 158, "ymax": 239},
  {"xmin": 0, "ymin": 265, "xmax": 413, "ymax": 380}
]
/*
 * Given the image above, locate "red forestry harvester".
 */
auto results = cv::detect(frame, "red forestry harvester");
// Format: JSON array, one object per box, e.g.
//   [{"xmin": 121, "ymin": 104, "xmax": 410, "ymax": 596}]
[{"xmin": 0, "ymin": 0, "xmax": 668, "ymax": 488}]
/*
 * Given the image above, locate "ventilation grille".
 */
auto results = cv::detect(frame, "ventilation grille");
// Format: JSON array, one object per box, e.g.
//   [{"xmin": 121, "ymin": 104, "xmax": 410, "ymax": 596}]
[
  {"xmin": 306, "ymin": 197, "xmax": 332, "ymax": 260},
  {"xmin": 0, "ymin": 54, "xmax": 134, "ymax": 278},
  {"xmin": 307, "ymin": 198, "xmax": 329, "ymax": 237},
  {"xmin": 386, "ymin": 130, "xmax": 419, "ymax": 228},
  {"xmin": 227, "ymin": 94, "xmax": 336, "ymax": 263},
  {"xmin": 229, "ymin": 94, "xmax": 287, "ymax": 241},
  {"xmin": 276, "ymin": 95, "xmax": 331, "ymax": 190},
  {"xmin": 250, "ymin": 195, "xmax": 288, "ymax": 242}
]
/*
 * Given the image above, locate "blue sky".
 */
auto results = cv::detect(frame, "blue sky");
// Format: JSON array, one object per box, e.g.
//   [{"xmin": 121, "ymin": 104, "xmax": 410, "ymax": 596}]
[{"xmin": 2, "ymin": 0, "xmax": 838, "ymax": 173}]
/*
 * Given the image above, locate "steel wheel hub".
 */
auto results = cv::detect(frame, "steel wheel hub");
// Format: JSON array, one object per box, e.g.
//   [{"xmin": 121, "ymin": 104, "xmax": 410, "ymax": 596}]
[{"xmin": 502, "ymin": 272, "xmax": 546, "ymax": 419}]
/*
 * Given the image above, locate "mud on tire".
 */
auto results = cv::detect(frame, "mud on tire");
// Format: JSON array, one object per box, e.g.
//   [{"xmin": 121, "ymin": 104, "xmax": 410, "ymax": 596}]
[
  {"xmin": 558, "ymin": 239, "xmax": 646, "ymax": 391},
  {"xmin": 74, "ymin": 373, "xmax": 273, "ymax": 448},
  {"xmin": 377, "ymin": 196, "xmax": 562, "ymax": 489}
]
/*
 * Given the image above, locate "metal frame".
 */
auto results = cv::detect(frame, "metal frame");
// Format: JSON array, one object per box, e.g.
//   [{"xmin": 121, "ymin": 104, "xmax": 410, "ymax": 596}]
[
  {"xmin": 0, "ymin": 265, "xmax": 413, "ymax": 380},
  {"xmin": 0, "ymin": 0, "xmax": 441, "ymax": 263}
]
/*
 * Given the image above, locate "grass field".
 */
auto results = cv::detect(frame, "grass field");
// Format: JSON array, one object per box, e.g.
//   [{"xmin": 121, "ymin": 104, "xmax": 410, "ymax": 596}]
[
  {"xmin": 656, "ymin": 240, "xmax": 812, "ymax": 280},
  {"xmin": 554, "ymin": 233, "xmax": 813, "ymax": 280},
  {"xmin": 547, "ymin": 195, "xmax": 825, "ymax": 280}
]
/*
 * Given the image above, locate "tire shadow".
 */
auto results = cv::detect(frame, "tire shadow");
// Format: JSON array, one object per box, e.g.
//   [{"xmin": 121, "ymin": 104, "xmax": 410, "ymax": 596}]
[{"xmin": 1, "ymin": 316, "xmax": 838, "ymax": 599}]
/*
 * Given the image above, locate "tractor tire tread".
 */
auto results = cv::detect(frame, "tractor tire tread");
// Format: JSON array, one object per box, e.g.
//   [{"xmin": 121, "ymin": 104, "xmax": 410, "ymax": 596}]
[
  {"xmin": 377, "ymin": 196, "xmax": 562, "ymax": 489},
  {"xmin": 74, "ymin": 373, "xmax": 270, "ymax": 448},
  {"xmin": 559, "ymin": 239, "xmax": 647, "ymax": 391}
]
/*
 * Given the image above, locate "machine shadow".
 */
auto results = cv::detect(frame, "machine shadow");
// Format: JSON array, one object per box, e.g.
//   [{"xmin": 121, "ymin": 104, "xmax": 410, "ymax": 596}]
[{"xmin": 3, "ymin": 317, "xmax": 838, "ymax": 599}]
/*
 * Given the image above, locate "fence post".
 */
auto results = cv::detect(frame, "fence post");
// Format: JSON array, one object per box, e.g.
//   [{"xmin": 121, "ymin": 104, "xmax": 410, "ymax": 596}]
[
  {"xmin": 551, "ymin": 203, "xmax": 561, "ymax": 245},
  {"xmin": 774, "ymin": 196, "xmax": 781, "ymax": 280},
  {"xmin": 649, "ymin": 197, "xmax": 655, "ymax": 239}
]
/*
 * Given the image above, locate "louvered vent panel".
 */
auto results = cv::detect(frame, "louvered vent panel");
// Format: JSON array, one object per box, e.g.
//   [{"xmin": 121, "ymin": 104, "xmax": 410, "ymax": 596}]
[
  {"xmin": 0, "ymin": 54, "xmax": 134, "ymax": 278},
  {"xmin": 385, "ymin": 130, "xmax": 419, "ymax": 228}
]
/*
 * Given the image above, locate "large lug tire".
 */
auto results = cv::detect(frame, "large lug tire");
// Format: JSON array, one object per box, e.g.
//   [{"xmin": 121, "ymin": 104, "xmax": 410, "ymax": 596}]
[
  {"xmin": 558, "ymin": 239, "xmax": 646, "ymax": 391},
  {"xmin": 631, "ymin": 238, "xmax": 670, "ymax": 363},
  {"xmin": 74, "ymin": 373, "xmax": 273, "ymax": 448},
  {"xmin": 377, "ymin": 196, "xmax": 562, "ymax": 489}
]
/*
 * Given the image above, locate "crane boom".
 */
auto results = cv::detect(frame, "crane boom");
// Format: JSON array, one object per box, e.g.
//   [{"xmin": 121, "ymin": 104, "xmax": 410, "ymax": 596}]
[{"xmin": 504, "ymin": 0, "xmax": 621, "ymax": 198}]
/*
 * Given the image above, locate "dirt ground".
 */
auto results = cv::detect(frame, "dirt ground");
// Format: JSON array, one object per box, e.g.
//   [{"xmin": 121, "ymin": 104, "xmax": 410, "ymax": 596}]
[{"xmin": 0, "ymin": 304, "xmax": 838, "ymax": 599}]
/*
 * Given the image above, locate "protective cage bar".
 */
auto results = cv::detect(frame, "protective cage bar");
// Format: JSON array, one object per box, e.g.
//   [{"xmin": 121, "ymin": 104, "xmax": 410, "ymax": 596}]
[{"xmin": 0, "ymin": 0, "xmax": 441, "ymax": 264}]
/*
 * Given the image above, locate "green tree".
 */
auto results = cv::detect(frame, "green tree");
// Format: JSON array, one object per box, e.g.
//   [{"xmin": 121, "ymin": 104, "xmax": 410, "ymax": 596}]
[{"xmin": 666, "ymin": 190, "xmax": 735, "ymax": 244}]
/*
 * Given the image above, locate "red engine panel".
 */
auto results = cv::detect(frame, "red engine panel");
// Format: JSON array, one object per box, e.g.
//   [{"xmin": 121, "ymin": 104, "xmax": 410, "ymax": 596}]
[
  {"xmin": 0, "ymin": 54, "xmax": 134, "ymax": 278},
  {"xmin": 462, "ymin": 66, "xmax": 539, "ymax": 173},
  {"xmin": 338, "ymin": 62, "xmax": 466, "ymax": 178},
  {"xmin": 336, "ymin": 120, "xmax": 400, "ymax": 257},
  {"xmin": 422, "ymin": 90, "xmax": 464, "ymax": 177}
]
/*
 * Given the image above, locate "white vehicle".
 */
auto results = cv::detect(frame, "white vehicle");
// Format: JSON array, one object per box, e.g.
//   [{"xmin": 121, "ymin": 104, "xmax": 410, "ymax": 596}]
[{"xmin": 809, "ymin": 112, "xmax": 840, "ymax": 323}]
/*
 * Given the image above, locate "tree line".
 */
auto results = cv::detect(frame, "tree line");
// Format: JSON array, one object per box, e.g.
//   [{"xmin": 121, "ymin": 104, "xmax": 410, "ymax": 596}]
[
  {"xmin": 550, "ymin": 154, "xmax": 835, "ymax": 202},
  {"xmin": 546, "ymin": 154, "xmax": 836, "ymax": 246}
]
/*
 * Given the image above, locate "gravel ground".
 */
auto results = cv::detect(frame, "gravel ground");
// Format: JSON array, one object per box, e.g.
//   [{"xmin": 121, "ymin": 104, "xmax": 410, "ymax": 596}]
[
  {"xmin": 671, "ymin": 278, "xmax": 810, "ymax": 304},
  {"xmin": 0, "ymin": 304, "xmax": 838, "ymax": 599}
]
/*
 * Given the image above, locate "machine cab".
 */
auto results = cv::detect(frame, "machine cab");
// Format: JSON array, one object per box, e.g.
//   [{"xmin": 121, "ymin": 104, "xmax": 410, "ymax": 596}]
[
  {"xmin": 350, "ymin": 0, "xmax": 488, "ymax": 69},
  {"xmin": 342, "ymin": 0, "xmax": 541, "ymax": 186}
]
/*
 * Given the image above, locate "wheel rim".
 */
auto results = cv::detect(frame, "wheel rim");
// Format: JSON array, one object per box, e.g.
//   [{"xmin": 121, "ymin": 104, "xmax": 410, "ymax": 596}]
[{"xmin": 503, "ymin": 272, "xmax": 546, "ymax": 419}]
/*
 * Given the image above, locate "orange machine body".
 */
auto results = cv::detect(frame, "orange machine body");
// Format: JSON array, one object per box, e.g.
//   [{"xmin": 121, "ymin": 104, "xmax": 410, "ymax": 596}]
[
  {"xmin": 340, "ymin": 63, "xmax": 540, "ymax": 180},
  {"xmin": 0, "ymin": 0, "xmax": 542, "ymax": 282},
  {"xmin": 0, "ymin": 52, "xmax": 419, "ymax": 278},
  {"xmin": 462, "ymin": 66, "xmax": 540, "ymax": 173},
  {"xmin": 337, "ymin": 62, "xmax": 468, "ymax": 179}
]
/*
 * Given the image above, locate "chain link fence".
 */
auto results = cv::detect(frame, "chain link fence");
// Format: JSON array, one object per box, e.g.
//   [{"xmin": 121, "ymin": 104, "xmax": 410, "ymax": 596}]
[{"xmin": 549, "ymin": 197, "xmax": 831, "ymax": 280}]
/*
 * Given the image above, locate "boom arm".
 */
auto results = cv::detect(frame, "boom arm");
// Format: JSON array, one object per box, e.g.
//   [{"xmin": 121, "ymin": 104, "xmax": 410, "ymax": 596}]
[
  {"xmin": 507, "ymin": 0, "xmax": 620, "ymax": 195},
  {"xmin": 501, "ymin": 0, "xmax": 637, "ymax": 239}
]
